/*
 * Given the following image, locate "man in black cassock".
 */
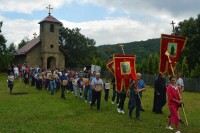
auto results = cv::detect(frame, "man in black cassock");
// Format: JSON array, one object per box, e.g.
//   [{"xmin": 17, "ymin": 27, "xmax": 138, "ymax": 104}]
[{"xmin": 152, "ymin": 73, "xmax": 167, "ymax": 114}]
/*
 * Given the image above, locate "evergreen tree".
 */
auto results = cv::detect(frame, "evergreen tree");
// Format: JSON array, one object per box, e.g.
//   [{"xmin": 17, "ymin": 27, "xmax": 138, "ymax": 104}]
[
  {"xmin": 147, "ymin": 54, "xmax": 154, "ymax": 74},
  {"xmin": 153, "ymin": 53, "xmax": 159, "ymax": 74},
  {"xmin": 181, "ymin": 56, "xmax": 189, "ymax": 77},
  {"xmin": 141, "ymin": 58, "xmax": 148, "ymax": 73},
  {"xmin": 190, "ymin": 63, "xmax": 200, "ymax": 78}
]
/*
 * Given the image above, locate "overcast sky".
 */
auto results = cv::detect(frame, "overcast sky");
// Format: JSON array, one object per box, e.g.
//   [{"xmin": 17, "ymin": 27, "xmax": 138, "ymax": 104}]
[{"xmin": 0, "ymin": 0, "xmax": 199, "ymax": 46}]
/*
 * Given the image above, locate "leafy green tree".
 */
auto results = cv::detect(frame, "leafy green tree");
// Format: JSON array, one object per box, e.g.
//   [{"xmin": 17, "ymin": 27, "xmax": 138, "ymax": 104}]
[
  {"xmin": 59, "ymin": 26, "xmax": 97, "ymax": 67},
  {"xmin": 0, "ymin": 23, "xmax": 7, "ymax": 72},
  {"xmin": 175, "ymin": 14, "xmax": 200, "ymax": 72}
]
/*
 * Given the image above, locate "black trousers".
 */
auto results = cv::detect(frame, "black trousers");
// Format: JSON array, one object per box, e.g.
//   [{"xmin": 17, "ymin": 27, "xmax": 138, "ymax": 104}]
[
  {"xmin": 91, "ymin": 90, "xmax": 101, "ymax": 109},
  {"xmin": 118, "ymin": 93, "xmax": 126, "ymax": 110},
  {"xmin": 61, "ymin": 85, "xmax": 66, "ymax": 99},
  {"xmin": 128, "ymin": 93, "xmax": 141, "ymax": 118}
]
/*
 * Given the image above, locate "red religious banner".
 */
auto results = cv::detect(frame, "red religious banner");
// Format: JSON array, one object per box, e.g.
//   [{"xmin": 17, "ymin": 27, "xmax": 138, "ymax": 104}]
[
  {"xmin": 106, "ymin": 59, "xmax": 114, "ymax": 75},
  {"xmin": 160, "ymin": 34, "xmax": 187, "ymax": 75},
  {"xmin": 114, "ymin": 54, "xmax": 136, "ymax": 92}
]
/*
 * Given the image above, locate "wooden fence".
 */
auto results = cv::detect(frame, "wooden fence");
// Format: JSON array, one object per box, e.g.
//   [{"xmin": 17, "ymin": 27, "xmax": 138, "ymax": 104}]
[{"xmin": 102, "ymin": 71, "xmax": 200, "ymax": 91}]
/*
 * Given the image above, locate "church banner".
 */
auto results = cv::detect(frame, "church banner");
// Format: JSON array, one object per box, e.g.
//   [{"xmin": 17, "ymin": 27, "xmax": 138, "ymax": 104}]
[
  {"xmin": 159, "ymin": 34, "xmax": 187, "ymax": 75},
  {"xmin": 106, "ymin": 59, "xmax": 114, "ymax": 75},
  {"xmin": 114, "ymin": 54, "xmax": 136, "ymax": 92}
]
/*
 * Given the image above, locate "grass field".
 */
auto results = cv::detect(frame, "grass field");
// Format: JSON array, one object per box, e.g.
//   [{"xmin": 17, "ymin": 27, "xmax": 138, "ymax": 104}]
[{"xmin": 0, "ymin": 73, "xmax": 200, "ymax": 133}]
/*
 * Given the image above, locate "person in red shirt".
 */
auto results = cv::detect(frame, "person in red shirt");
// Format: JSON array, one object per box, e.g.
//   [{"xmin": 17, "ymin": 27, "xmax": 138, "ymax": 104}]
[{"xmin": 166, "ymin": 76, "xmax": 183, "ymax": 133}]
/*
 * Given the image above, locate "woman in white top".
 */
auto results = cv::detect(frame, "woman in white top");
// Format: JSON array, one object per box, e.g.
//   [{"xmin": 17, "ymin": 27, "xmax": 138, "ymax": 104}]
[{"xmin": 8, "ymin": 72, "xmax": 14, "ymax": 93}]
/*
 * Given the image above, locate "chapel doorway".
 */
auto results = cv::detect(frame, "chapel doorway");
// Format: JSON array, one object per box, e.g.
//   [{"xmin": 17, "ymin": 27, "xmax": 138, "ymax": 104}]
[{"xmin": 47, "ymin": 56, "xmax": 56, "ymax": 69}]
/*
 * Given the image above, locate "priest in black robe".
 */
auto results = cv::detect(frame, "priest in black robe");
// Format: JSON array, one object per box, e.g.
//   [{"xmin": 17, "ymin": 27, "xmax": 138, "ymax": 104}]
[{"xmin": 152, "ymin": 73, "xmax": 167, "ymax": 114}]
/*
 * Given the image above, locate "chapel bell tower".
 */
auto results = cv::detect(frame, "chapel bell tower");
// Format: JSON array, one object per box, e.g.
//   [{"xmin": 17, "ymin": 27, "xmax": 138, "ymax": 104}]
[{"xmin": 38, "ymin": 5, "xmax": 62, "ymax": 69}]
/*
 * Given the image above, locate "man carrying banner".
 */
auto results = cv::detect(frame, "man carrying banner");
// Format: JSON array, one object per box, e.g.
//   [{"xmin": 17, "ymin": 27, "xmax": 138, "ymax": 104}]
[
  {"xmin": 128, "ymin": 73, "xmax": 145, "ymax": 120},
  {"xmin": 136, "ymin": 73, "xmax": 146, "ymax": 112}
]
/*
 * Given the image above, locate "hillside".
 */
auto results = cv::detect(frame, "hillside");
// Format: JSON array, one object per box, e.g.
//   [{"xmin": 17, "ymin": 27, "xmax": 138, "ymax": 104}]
[{"xmin": 97, "ymin": 38, "xmax": 160, "ymax": 63}]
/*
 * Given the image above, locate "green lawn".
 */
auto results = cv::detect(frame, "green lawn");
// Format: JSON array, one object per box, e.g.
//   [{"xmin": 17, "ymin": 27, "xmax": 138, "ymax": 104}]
[{"xmin": 0, "ymin": 73, "xmax": 200, "ymax": 133}]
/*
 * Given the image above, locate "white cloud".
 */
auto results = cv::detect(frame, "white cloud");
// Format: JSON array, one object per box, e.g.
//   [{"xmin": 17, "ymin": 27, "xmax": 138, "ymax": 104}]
[
  {"xmin": 0, "ymin": 0, "xmax": 199, "ymax": 46},
  {"xmin": 1, "ymin": 16, "xmax": 39, "ymax": 46},
  {"xmin": 76, "ymin": 0, "xmax": 199, "ymax": 19},
  {"xmin": 0, "ymin": 0, "xmax": 72, "ymax": 14},
  {"xmin": 61, "ymin": 17, "xmax": 172, "ymax": 45}
]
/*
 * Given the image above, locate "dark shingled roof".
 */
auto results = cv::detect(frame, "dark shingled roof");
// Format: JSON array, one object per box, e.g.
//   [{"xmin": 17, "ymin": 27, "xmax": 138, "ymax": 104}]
[
  {"xmin": 15, "ymin": 37, "xmax": 68, "ymax": 56},
  {"xmin": 14, "ymin": 37, "xmax": 40, "ymax": 56},
  {"xmin": 38, "ymin": 15, "xmax": 62, "ymax": 24}
]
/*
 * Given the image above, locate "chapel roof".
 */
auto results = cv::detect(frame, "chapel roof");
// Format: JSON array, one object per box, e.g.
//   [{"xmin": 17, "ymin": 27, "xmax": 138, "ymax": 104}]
[
  {"xmin": 38, "ymin": 15, "xmax": 62, "ymax": 24},
  {"xmin": 14, "ymin": 37, "xmax": 40, "ymax": 56}
]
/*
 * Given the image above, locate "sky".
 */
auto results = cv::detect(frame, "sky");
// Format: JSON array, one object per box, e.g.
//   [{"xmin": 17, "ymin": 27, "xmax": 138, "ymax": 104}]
[{"xmin": 0, "ymin": 0, "xmax": 199, "ymax": 46}]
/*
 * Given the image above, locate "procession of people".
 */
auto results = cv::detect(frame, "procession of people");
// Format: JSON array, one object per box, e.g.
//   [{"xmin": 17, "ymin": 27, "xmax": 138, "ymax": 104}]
[{"xmin": 7, "ymin": 62, "xmax": 186, "ymax": 133}]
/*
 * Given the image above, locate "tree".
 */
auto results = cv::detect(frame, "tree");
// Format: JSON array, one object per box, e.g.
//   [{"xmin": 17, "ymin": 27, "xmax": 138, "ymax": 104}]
[
  {"xmin": 136, "ymin": 64, "xmax": 142, "ymax": 73},
  {"xmin": 153, "ymin": 53, "xmax": 159, "ymax": 74},
  {"xmin": 141, "ymin": 58, "xmax": 148, "ymax": 73},
  {"xmin": 0, "ymin": 29, "xmax": 7, "ymax": 71},
  {"xmin": 147, "ymin": 54, "xmax": 154, "ymax": 74},
  {"xmin": 175, "ymin": 14, "xmax": 200, "ymax": 72},
  {"xmin": 0, "ymin": 21, "xmax": 2, "ymax": 33},
  {"xmin": 18, "ymin": 37, "xmax": 29, "ymax": 50},
  {"xmin": 181, "ymin": 56, "xmax": 189, "ymax": 77},
  {"xmin": 59, "ymin": 26, "xmax": 97, "ymax": 67},
  {"xmin": 190, "ymin": 63, "xmax": 200, "ymax": 78},
  {"xmin": 175, "ymin": 61, "xmax": 182, "ymax": 73}
]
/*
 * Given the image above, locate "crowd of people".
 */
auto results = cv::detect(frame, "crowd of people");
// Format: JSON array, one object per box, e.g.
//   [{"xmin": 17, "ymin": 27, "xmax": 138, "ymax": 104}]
[{"xmin": 7, "ymin": 63, "xmax": 185, "ymax": 133}]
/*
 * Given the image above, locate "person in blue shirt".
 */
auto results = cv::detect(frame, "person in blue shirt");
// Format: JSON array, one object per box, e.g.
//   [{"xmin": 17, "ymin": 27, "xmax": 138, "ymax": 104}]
[
  {"xmin": 136, "ymin": 73, "xmax": 146, "ymax": 111},
  {"xmin": 128, "ymin": 78, "xmax": 141, "ymax": 120},
  {"xmin": 128, "ymin": 73, "xmax": 145, "ymax": 121},
  {"xmin": 59, "ymin": 71, "xmax": 68, "ymax": 99}
]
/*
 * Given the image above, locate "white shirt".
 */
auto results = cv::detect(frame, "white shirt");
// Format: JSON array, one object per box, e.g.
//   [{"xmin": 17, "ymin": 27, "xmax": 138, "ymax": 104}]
[
  {"xmin": 91, "ymin": 78, "xmax": 103, "ymax": 91},
  {"xmin": 14, "ymin": 67, "xmax": 19, "ymax": 74},
  {"xmin": 177, "ymin": 78, "xmax": 184, "ymax": 87},
  {"xmin": 8, "ymin": 75, "xmax": 14, "ymax": 82}
]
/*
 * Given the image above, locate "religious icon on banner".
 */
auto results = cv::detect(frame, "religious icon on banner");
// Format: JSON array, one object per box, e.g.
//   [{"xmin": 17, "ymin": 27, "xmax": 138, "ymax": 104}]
[
  {"xmin": 105, "ymin": 83, "xmax": 110, "ymax": 89},
  {"xmin": 47, "ymin": 72, "xmax": 51, "ymax": 77},
  {"xmin": 120, "ymin": 62, "xmax": 131, "ymax": 74},
  {"xmin": 167, "ymin": 43, "xmax": 177, "ymax": 57},
  {"xmin": 83, "ymin": 78, "xmax": 89, "ymax": 86},
  {"xmin": 95, "ymin": 84, "xmax": 103, "ymax": 91},
  {"xmin": 63, "ymin": 80, "xmax": 68, "ymax": 86},
  {"xmin": 49, "ymin": 74, "xmax": 54, "ymax": 80},
  {"xmin": 39, "ymin": 75, "xmax": 43, "ymax": 79},
  {"xmin": 53, "ymin": 74, "xmax": 59, "ymax": 78}
]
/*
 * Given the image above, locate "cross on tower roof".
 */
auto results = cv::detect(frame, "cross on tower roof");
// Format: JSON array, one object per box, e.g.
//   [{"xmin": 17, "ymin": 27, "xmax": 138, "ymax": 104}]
[
  {"xmin": 170, "ymin": 20, "xmax": 175, "ymax": 34},
  {"xmin": 46, "ymin": 4, "xmax": 53, "ymax": 15},
  {"xmin": 33, "ymin": 32, "xmax": 37, "ymax": 39},
  {"xmin": 119, "ymin": 44, "xmax": 125, "ymax": 55}
]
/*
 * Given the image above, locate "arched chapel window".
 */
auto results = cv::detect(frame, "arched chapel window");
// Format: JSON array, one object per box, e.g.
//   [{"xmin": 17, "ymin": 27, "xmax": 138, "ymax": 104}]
[{"xmin": 50, "ymin": 24, "xmax": 54, "ymax": 32}]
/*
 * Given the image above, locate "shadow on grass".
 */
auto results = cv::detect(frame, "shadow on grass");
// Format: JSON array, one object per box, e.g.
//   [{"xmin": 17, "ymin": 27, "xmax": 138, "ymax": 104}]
[{"xmin": 11, "ymin": 92, "xmax": 29, "ymax": 95}]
